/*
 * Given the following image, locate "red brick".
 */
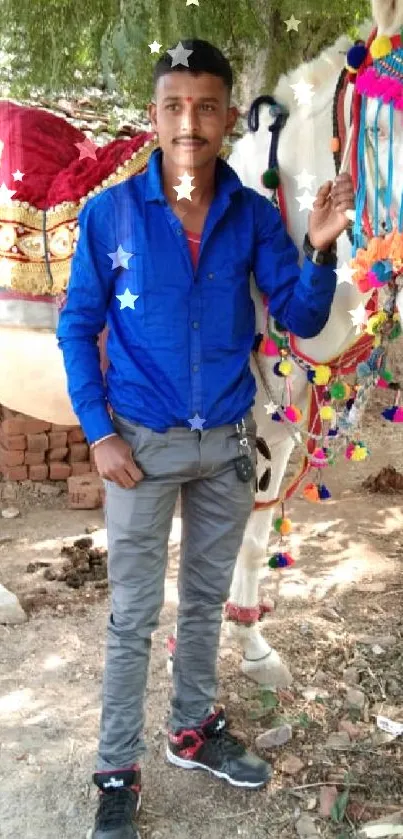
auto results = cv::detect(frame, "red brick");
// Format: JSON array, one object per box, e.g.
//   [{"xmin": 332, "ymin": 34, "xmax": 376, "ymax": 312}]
[
  {"xmin": 15, "ymin": 415, "xmax": 51, "ymax": 434},
  {"xmin": 0, "ymin": 446, "xmax": 25, "ymax": 467},
  {"xmin": 29, "ymin": 464, "xmax": 49, "ymax": 482},
  {"xmin": 26, "ymin": 433, "xmax": 49, "ymax": 453},
  {"xmin": 51, "ymin": 423, "xmax": 77, "ymax": 432},
  {"xmin": 67, "ymin": 474, "xmax": 104, "ymax": 509},
  {"xmin": 24, "ymin": 450, "xmax": 45, "ymax": 466},
  {"xmin": 68, "ymin": 442, "xmax": 89, "ymax": 463},
  {"xmin": 0, "ymin": 465, "xmax": 28, "ymax": 480},
  {"xmin": 67, "ymin": 427, "xmax": 85, "ymax": 444},
  {"xmin": 48, "ymin": 431, "xmax": 68, "ymax": 448},
  {"xmin": 70, "ymin": 461, "xmax": 91, "ymax": 476},
  {"xmin": 1, "ymin": 418, "xmax": 27, "ymax": 436},
  {"xmin": 47, "ymin": 447, "xmax": 68, "ymax": 462},
  {"xmin": 0, "ymin": 432, "xmax": 26, "ymax": 451},
  {"xmin": 49, "ymin": 462, "xmax": 71, "ymax": 480}
]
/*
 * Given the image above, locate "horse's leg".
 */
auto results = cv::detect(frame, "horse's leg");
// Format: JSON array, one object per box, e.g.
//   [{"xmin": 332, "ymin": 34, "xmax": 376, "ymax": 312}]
[{"xmin": 225, "ymin": 434, "xmax": 295, "ymax": 689}]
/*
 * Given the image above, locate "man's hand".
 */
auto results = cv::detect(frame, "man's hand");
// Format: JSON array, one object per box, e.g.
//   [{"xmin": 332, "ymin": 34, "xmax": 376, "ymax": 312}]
[
  {"xmin": 308, "ymin": 172, "xmax": 355, "ymax": 251},
  {"xmin": 94, "ymin": 435, "xmax": 144, "ymax": 489}
]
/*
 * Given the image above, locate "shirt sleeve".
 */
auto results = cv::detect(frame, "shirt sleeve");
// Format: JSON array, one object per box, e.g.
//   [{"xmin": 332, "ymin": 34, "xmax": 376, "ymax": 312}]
[
  {"xmin": 251, "ymin": 191, "xmax": 337, "ymax": 339},
  {"xmin": 56, "ymin": 192, "xmax": 116, "ymax": 444}
]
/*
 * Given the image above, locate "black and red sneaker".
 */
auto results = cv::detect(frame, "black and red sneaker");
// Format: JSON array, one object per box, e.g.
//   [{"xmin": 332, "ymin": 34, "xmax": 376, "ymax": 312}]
[
  {"xmin": 92, "ymin": 766, "xmax": 141, "ymax": 839},
  {"xmin": 166, "ymin": 708, "xmax": 271, "ymax": 789}
]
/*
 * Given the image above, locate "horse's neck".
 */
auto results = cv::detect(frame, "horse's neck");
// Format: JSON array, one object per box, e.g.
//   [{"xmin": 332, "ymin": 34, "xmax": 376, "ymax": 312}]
[{"xmin": 266, "ymin": 83, "xmax": 370, "ymax": 360}]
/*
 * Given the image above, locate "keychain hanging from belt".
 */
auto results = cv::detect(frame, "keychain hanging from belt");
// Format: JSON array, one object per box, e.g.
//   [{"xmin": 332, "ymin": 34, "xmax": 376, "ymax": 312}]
[{"xmin": 234, "ymin": 417, "xmax": 255, "ymax": 482}]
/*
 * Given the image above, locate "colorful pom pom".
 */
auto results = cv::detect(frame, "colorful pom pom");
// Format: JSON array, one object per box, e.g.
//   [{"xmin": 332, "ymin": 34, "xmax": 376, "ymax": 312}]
[
  {"xmin": 318, "ymin": 484, "xmax": 331, "ymax": 500},
  {"xmin": 284, "ymin": 404, "xmax": 303, "ymax": 423},
  {"xmin": 312, "ymin": 448, "xmax": 328, "ymax": 468},
  {"xmin": 331, "ymin": 137, "xmax": 340, "ymax": 152},
  {"xmin": 366, "ymin": 259, "xmax": 393, "ymax": 289},
  {"xmin": 366, "ymin": 311, "xmax": 387, "ymax": 335},
  {"xmin": 370, "ymin": 35, "xmax": 393, "ymax": 60},
  {"xmin": 303, "ymin": 482, "xmax": 320, "ymax": 502},
  {"xmin": 320, "ymin": 405, "xmax": 335, "ymax": 422},
  {"xmin": 307, "ymin": 365, "xmax": 332, "ymax": 386},
  {"xmin": 382, "ymin": 405, "xmax": 403, "ymax": 422},
  {"xmin": 345, "ymin": 441, "xmax": 368, "ymax": 461},
  {"xmin": 274, "ymin": 359, "xmax": 292, "ymax": 377},
  {"xmin": 259, "ymin": 336, "xmax": 280, "ymax": 357},
  {"xmin": 262, "ymin": 168, "xmax": 280, "ymax": 190},
  {"xmin": 357, "ymin": 361, "xmax": 371, "ymax": 378},
  {"xmin": 274, "ymin": 517, "xmax": 293, "ymax": 536},
  {"xmin": 330, "ymin": 381, "xmax": 350, "ymax": 400},
  {"xmin": 327, "ymin": 426, "xmax": 338, "ymax": 437},
  {"xmin": 268, "ymin": 552, "xmax": 295, "ymax": 569},
  {"xmin": 346, "ymin": 42, "xmax": 368, "ymax": 72}
]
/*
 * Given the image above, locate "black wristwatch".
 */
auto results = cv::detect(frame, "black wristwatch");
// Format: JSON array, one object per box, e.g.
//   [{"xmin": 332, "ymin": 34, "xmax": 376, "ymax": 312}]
[{"xmin": 303, "ymin": 234, "xmax": 337, "ymax": 266}]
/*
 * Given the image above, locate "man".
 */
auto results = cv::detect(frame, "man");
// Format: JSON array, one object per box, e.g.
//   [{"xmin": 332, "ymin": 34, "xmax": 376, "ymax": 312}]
[{"xmin": 57, "ymin": 38, "xmax": 355, "ymax": 839}]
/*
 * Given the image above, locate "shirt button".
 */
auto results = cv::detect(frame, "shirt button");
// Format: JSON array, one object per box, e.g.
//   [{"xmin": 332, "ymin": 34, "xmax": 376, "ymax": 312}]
[
  {"xmin": 208, "ymin": 272, "xmax": 214, "ymax": 279},
  {"xmin": 192, "ymin": 321, "xmax": 200, "ymax": 329},
  {"xmin": 192, "ymin": 363, "xmax": 199, "ymax": 373}
]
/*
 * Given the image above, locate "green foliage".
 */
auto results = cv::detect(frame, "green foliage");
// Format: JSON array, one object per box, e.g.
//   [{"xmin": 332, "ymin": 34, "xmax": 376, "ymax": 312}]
[
  {"xmin": 331, "ymin": 788, "xmax": 350, "ymax": 824},
  {"xmin": 0, "ymin": 0, "xmax": 371, "ymax": 105}
]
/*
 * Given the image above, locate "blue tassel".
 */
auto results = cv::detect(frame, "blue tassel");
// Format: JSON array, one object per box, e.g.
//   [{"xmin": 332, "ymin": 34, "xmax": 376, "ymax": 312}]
[
  {"xmin": 385, "ymin": 103, "xmax": 394, "ymax": 233},
  {"xmin": 383, "ymin": 407, "xmax": 397, "ymax": 421},
  {"xmin": 374, "ymin": 100, "xmax": 382, "ymax": 236},
  {"xmin": 318, "ymin": 484, "xmax": 331, "ymax": 500},
  {"xmin": 353, "ymin": 96, "xmax": 367, "ymax": 255},
  {"xmin": 271, "ymin": 411, "xmax": 281, "ymax": 422}
]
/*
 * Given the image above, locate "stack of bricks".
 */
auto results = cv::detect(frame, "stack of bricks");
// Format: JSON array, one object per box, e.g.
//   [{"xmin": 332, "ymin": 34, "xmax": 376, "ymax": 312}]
[{"xmin": 0, "ymin": 406, "xmax": 104, "ymax": 508}]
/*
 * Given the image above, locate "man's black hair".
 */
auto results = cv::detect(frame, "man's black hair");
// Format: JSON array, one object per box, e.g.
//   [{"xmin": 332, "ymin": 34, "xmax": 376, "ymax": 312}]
[{"xmin": 153, "ymin": 39, "xmax": 233, "ymax": 98}]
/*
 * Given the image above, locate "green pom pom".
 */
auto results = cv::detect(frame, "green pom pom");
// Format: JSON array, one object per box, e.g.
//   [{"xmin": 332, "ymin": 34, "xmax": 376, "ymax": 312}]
[
  {"xmin": 379, "ymin": 368, "xmax": 393, "ymax": 382},
  {"xmin": 262, "ymin": 168, "xmax": 280, "ymax": 189},
  {"xmin": 274, "ymin": 517, "xmax": 282, "ymax": 533},
  {"xmin": 390, "ymin": 321, "xmax": 402, "ymax": 341},
  {"xmin": 330, "ymin": 381, "xmax": 347, "ymax": 400}
]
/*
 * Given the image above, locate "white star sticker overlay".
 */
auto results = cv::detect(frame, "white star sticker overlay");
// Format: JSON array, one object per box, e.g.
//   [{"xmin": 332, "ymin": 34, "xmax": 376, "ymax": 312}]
[
  {"xmin": 108, "ymin": 245, "xmax": 134, "ymax": 270},
  {"xmin": 285, "ymin": 15, "xmax": 301, "ymax": 32},
  {"xmin": 264, "ymin": 401, "xmax": 278, "ymax": 415},
  {"xmin": 349, "ymin": 302, "xmax": 368, "ymax": 334},
  {"xmin": 173, "ymin": 172, "xmax": 195, "ymax": 201},
  {"xmin": 167, "ymin": 41, "xmax": 193, "ymax": 68},
  {"xmin": 12, "ymin": 169, "xmax": 24, "ymax": 182},
  {"xmin": 336, "ymin": 262, "xmax": 357, "ymax": 286},
  {"xmin": 290, "ymin": 78, "xmax": 315, "ymax": 106},
  {"xmin": 148, "ymin": 41, "xmax": 162, "ymax": 53},
  {"xmin": 294, "ymin": 169, "xmax": 316, "ymax": 191},
  {"xmin": 296, "ymin": 190, "xmax": 315, "ymax": 212},
  {"xmin": 116, "ymin": 288, "xmax": 139, "ymax": 310},
  {"xmin": 188, "ymin": 413, "xmax": 206, "ymax": 431},
  {"xmin": 186, "ymin": 0, "xmax": 200, "ymax": 5},
  {"xmin": 0, "ymin": 182, "xmax": 16, "ymax": 203},
  {"xmin": 75, "ymin": 138, "xmax": 98, "ymax": 161}
]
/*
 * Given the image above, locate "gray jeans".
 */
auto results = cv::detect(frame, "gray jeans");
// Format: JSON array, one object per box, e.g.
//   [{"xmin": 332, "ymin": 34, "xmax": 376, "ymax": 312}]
[{"xmin": 97, "ymin": 412, "xmax": 256, "ymax": 771}]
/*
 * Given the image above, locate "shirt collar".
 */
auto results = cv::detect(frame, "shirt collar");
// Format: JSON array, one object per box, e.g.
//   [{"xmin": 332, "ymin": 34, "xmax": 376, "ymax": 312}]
[{"xmin": 144, "ymin": 146, "xmax": 243, "ymax": 203}]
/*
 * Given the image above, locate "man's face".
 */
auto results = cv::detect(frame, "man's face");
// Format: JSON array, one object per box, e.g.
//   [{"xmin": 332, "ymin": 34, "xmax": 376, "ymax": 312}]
[{"xmin": 148, "ymin": 71, "xmax": 238, "ymax": 170}]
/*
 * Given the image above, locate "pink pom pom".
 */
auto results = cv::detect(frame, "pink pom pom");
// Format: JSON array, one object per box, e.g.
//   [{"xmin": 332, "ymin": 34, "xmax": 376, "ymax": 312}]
[
  {"xmin": 345, "ymin": 443, "xmax": 354, "ymax": 460},
  {"xmin": 284, "ymin": 405, "xmax": 298, "ymax": 422},
  {"xmin": 377, "ymin": 378, "xmax": 389, "ymax": 389},
  {"xmin": 366, "ymin": 270, "xmax": 385, "ymax": 289},
  {"xmin": 312, "ymin": 448, "xmax": 328, "ymax": 468},
  {"xmin": 393, "ymin": 406, "xmax": 403, "ymax": 422},
  {"xmin": 261, "ymin": 337, "xmax": 279, "ymax": 357}
]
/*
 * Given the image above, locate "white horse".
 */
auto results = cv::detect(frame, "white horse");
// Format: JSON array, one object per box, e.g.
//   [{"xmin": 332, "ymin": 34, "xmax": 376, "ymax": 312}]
[{"xmin": 224, "ymin": 0, "xmax": 403, "ymax": 687}]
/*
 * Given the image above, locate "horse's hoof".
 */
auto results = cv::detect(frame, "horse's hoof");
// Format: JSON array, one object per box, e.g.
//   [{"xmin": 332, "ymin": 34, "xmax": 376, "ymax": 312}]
[{"xmin": 241, "ymin": 647, "xmax": 292, "ymax": 689}]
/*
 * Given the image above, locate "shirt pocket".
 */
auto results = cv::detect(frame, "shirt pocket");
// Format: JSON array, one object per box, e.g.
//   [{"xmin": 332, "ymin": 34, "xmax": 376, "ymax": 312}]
[{"xmin": 204, "ymin": 259, "xmax": 255, "ymax": 349}]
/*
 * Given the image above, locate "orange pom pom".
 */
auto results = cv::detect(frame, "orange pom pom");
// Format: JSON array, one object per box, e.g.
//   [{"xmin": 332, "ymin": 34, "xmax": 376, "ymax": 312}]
[
  {"xmin": 331, "ymin": 137, "xmax": 340, "ymax": 153},
  {"xmin": 303, "ymin": 483, "xmax": 319, "ymax": 502}
]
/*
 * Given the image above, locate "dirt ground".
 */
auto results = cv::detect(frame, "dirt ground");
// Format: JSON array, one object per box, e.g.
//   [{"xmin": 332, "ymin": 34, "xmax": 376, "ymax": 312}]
[{"xmin": 1, "ymin": 391, "xmax": 402, "ymax": 839}]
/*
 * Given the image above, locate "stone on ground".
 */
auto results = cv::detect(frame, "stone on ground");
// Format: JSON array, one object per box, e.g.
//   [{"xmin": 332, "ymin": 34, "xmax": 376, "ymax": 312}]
[{"xmin": 0, "ymin": 583, "xmax": 27, "ymax": 624}]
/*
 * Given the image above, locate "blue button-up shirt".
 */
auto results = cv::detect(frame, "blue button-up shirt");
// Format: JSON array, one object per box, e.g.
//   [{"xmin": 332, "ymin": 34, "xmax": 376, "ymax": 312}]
[{"xmin": 57, "ymin": 147, "xmax": 336, "ymax": 444}]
